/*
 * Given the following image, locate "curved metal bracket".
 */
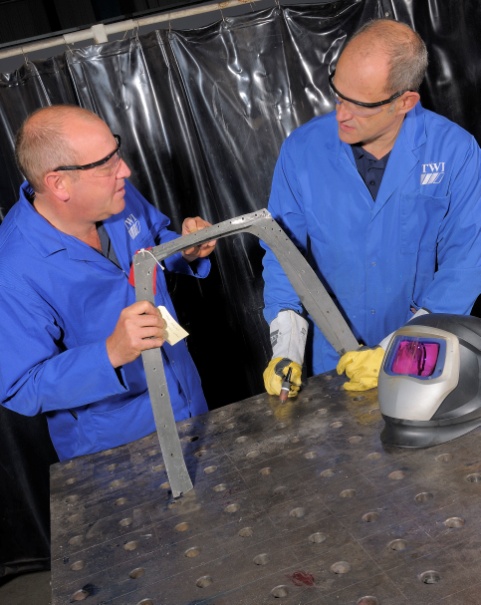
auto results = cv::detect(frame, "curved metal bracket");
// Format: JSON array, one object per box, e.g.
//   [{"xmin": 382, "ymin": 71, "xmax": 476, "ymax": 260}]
[{"xmin": 134, "ymin": 208, "xmax": 358, "ymax": 497}]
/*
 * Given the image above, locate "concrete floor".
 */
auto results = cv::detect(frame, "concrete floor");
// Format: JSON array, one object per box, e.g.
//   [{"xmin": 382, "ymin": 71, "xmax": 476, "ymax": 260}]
[{"xmin": 0, "ymin": 571, "xmax": 51, "ymax": 605}]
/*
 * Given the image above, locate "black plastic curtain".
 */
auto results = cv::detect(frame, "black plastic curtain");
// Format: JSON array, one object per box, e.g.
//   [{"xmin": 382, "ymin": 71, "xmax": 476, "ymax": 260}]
[{"xmin": 1, "ymin": 0, "xmax": 481, "ymax": 577}]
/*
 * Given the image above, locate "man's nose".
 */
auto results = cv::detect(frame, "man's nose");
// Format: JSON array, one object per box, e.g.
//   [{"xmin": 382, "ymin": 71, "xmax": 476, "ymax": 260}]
[
  {"xmin": 117, "ymin": 158, "xmax": 132, "ymax": 179},
  {"xmin": 335, "ymin": 100, "xmax": 354, "ymax": 121}
]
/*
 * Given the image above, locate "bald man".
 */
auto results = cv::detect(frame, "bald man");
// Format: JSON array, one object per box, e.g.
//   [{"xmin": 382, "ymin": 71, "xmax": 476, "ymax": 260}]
[
  {"xmin": 0, "ymin": 105, "xmax": 215, "ymax": 460},
  {"xmin": 262, "ymin": 19, "xmax": 481, "ymax": 396}
]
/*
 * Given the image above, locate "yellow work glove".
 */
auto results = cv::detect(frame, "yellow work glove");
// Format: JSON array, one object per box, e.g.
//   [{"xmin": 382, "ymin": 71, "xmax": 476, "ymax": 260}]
[
  {"xmin": 263, "ymin": 357, "xmax": 302, "ymax": 398},
  {"xmin": 336, "ymin": 347, "xmax": 385, "ymax": 391}
]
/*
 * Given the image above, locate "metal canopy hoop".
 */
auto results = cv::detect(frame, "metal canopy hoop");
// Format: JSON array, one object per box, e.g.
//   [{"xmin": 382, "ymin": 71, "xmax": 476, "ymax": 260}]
[{"xmin": 133, "ymin": 208, "xmax": 358, "ymax": 497}]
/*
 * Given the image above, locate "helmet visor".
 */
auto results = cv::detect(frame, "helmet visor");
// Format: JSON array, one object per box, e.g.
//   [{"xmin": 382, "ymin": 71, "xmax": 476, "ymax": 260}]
[
  {"xmin": 385, "ymin": 336, "xmax": 447, "ymax": 379},
  {"xmin": 391, "ymin": 340, "xmax": 439, "ymax": 377}
]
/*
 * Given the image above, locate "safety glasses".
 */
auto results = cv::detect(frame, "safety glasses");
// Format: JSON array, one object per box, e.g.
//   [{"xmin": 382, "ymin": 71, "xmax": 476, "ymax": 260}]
[
  {"xmin": 329, "ymin": 71, "xmax": 405, "ymax": 117},
  {"xmin": 53, "ymin": 134, "xmax": 122, "ymax": 176}
]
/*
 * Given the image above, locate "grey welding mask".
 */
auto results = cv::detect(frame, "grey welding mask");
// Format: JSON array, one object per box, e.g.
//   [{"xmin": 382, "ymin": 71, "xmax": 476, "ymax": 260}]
[{"xmin": 379, "ymin": 314, "xmax": 481, "ymax": 448}]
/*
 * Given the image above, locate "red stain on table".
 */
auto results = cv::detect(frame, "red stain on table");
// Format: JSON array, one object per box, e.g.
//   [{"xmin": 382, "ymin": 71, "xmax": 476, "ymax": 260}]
[{"xmin": 287, "ymin": 571, "xmax": 316, "ymax": 586}]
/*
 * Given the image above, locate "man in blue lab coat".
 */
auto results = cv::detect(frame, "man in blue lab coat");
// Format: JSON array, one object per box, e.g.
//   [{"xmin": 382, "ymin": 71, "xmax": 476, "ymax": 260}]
[
  {"xmin": 262, "ymin": 19, "xmax": 481, "ymax": 396},
  {"xmin": 0, "ymin": 105, "xmax": 215, "ymax": 460}
]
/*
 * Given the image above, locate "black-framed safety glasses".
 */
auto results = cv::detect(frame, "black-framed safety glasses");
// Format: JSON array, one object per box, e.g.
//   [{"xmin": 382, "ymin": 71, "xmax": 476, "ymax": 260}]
[
  {"xmin": 53, "ymin": 134, "xmax": 121, "ymax": 172},
  {"xmin": 328, "ymin": 71, "xmax": 405, "ymax": 113}
]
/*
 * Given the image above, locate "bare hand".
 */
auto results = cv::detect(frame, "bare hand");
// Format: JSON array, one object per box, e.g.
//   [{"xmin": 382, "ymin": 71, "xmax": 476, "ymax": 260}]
[
  {"xmin": 106, "ymin": 301, "xmax": 166, "ymax": 368},
  {"xmin": 181, "ymin": 216, "xmax": 217, "ymax": 262}
]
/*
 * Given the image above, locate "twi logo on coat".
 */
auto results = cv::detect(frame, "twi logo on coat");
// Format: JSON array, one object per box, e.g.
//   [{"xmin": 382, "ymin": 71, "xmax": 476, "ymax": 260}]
[
  {"xmin": 124, "ymin": 214, "xmax": 141, "ymax": 239},
  {"xmin": 421, "ymin": 162, "xmax": 445, "ymax": 185}
]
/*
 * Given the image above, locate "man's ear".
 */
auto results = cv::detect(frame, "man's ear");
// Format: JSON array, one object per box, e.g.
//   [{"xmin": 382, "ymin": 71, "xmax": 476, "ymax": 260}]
[
  {"xmin": 43, "ymin": 171, "xmax": 70, "ymax": 202},
  {"xmin": 398, "ymin": 91, "xmax": 420, "ymax": 115}
]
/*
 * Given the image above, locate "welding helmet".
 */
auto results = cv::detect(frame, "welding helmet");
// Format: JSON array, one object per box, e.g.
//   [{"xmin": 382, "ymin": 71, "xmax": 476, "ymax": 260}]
[{"xmin": 379, "ymin": 314, "xmax": 481, "ymax": 448}]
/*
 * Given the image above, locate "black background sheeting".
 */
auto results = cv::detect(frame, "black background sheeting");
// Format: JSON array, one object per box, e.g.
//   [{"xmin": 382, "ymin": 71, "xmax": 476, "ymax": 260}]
[{"xmin": 1, "ymin": 0, "xmax": 481, "ymax": 577}]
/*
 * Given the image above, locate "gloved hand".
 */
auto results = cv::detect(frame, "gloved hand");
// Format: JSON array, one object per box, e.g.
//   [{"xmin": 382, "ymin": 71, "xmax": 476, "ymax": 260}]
[
  {"xmin": 264, "ymin": 310, "xmax": 308, "ymax": 398},
  {"xmin": 336, "ymin": 346, "xmax": 385, "ymax": 391},
  {"xmin": 263, "ymin": 357, "xmax": 302, "ymax": 397},
  {"xmin": 336, "ymin": 308, "xmax": 430, "ymax": 391}
]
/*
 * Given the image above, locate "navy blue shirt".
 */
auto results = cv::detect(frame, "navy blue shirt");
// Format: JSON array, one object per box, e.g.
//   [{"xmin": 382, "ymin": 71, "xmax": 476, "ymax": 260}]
[{"xmin": 352, "ymin": 145, "xmax": 390, "ymax": 200}]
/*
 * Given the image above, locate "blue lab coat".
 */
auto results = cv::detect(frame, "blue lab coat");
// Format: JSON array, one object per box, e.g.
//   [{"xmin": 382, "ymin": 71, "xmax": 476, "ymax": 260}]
[
  {"xmin": 262, "ymin": 104, "xmax": 481, "ymax": 374},
  {"xmin": 0, "ymin": 180, "xmax": 209, "ymax": 460}
]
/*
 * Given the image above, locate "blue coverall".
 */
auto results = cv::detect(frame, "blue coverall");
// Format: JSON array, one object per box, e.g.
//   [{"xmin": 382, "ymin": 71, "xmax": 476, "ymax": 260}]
[
  {"xmin": 0, "ymin": 180, "xmax": 208, "ymax": 460},
  {"xmin": 262, "ymin": 103, "xmax": 481, "ymax": 374}
]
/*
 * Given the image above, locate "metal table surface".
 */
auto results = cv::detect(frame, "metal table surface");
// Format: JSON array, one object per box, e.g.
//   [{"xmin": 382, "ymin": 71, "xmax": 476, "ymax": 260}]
[{"xmin": 50, "ymin": 372, "xmax": 481, "ymax": 605}]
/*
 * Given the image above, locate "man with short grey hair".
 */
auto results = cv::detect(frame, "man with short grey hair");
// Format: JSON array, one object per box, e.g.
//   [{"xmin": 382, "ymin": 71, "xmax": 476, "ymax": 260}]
[
  {"xmin": 262, "ymin": 19, "xmax": 481, "ymax": 396},
  {"xmin": 0, "ymin": 104, "xmax": 216, "ymax": 460}
]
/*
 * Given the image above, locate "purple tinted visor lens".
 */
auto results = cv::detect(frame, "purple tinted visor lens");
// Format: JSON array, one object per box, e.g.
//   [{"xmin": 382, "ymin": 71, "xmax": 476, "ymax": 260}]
[{"xmin": 391, "ymin": 340, "xmax": 440, "ymax": 377}]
